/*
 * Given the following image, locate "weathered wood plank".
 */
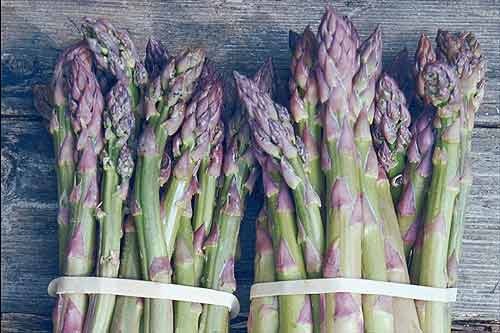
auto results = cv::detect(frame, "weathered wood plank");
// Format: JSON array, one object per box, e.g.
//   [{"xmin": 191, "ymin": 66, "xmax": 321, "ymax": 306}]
[
  {"xmin": 2, "ymin": 119, "xmax": 499, "ymax": 323},
  {"xmin": 1, "ymin": 0, "xmax": 499, "ymax": 126}
]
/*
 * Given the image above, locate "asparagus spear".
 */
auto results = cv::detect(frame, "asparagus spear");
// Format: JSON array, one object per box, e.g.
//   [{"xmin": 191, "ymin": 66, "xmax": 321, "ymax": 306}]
[
  {"xmin": 248, "ymin": 207, "xmax": 279, "ymax": 333},
  {"xmin": 82, "ymin": 18, "xmax": 147, "ymax": 117},
  {"xmin": 289, "ymin": 27, "xmax": 323, "ymax": 202},
  {"xmin": 418, "ymin": 62, "xmax": 461, "ymax": 333},
  {"xmin": 435, "ymin": 30, "xmax": 486, "ymax": 290},
  {"xmin": 258, "ymin": 153, "xmax": 312, "ymax": 333},
  {"xmin": 372, "ymin": 73, "xmax": 412, "ymax": 203},
  {"xmin": 145, "ymin": 38, "xmax": 169, "ymax": 80},
  {"xmin": 200, "ymin": 117, "xmax": 258, "ymax": 333},
  {"xmin": 234, "ymin": 71, "xmax": 324, "ymax": 331},
  {"xmin": 398, "ymin": 111, "xmax": 435, "ymax": 259},
  {"xmin": 349, "ymin": 26, "xmax": 395, "ymax": 333},
  {"xmin": 192, "ymin": 124, "xmax": 224, "ymax": 283},
  {"xmin": 134, "ymin": 49, "xmax": 205, "ymax": 333},
  {"xmin": 48, "ymin": 43, "xmax": 92, "ymax": 274},
  {"xmin": 109, "ymin": 217, "xmax": 144, "ymax": 333},
  {"xmin": 316, "ymin": 7, "xmax": 363, "ymax": 332},
  {"xmin": 54, "ymin": 51, "xmax": 104, "ymax": 333},
  {"xmin": 173, "ymin": 178, "xmax": 203, "ymax": 333},
  {"xmin": 84, "ymin": 80, "xmax": 135, "ymax": 332}
]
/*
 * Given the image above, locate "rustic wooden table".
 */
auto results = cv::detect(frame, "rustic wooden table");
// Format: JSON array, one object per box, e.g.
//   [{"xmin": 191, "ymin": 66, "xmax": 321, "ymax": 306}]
[{"xmin": 1, "ymin": 1, "xmax": 499, "ymax": 332}]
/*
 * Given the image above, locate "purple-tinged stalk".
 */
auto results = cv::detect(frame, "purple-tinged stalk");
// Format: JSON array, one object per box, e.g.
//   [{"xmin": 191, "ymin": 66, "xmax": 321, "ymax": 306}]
[
  {"xmin": 235, "ymin": 71, "xmax": 324, "ymax": 332},
  {"xmin": 173, "ymin": 178, "xmax": 203, "ymax": 333},
  {"xmin": 248, "ymin": 207, "xmax": 279, "ymax": 333},
  {"xmin": 84, "ymin": 81, "xmax": 135, "ymax": 332},
  {"xmin": 192, "ymin": 125, "xmax": 224, "ymax": 283},
  {"xmin": 133, "ymin": 49, "xmax": 205, "ymax": 333},
  {"xmin": 289, "ymin": 27, "xmax": 324, "ymax": 203},
  {"xmin": 54, "ymin": 51, "xmax": 104, "ymax": 333},
  {"xmin": 316, "ymin": 7, "xmax": 363, "ymax": 332},
  {"xmin": 398, "ymin": 111, "xmax": 435, "ymax": 260},
  {"xmin": 372, "ymin": 73, "xmax": 412, "ymax": 203},
  {"xmin": 199, "ymin": 116, "xmax": 258, "ymax": 333},
  {"xmin": 418, "ymin": 62, "xmax": 461, "ymax": 333},
  {"xmin": 350, "ymin": 26, "xmax": 394, "ymax": 333},
  {"xmin": 435, "ymin": 30, "xmax": 486, "ymax": 291},
  {"xmin": 258, "ymin": 152, "xmax": 312, "ymax": 333},
  {"xmin": 109, "ymin": 217, "xmax": 144, "ymax": 333}
]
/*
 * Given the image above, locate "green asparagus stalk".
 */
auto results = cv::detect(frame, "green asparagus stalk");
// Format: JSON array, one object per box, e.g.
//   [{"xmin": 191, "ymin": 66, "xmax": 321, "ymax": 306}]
[
  {"xmin": 54, "ymin": 51, "xmax": 104, "ymax": 333},
  {"xmin": 173, "ymin": 178, "xmax": 203, "ymax": 333},
  {"xmin": 134, "ymin": 49, "xmax": 205, "ymax": 333},
  {"xmin": 350, "ymin": 26, "xmax": 395, "ymax": 333},
  {"xmin": 316, "ymin": 7, "xmax": 363, "ymax": 332},
  {"xmin": 235, "ymin": 70, "xmax": 324, "ymax": 332},
  {"xmin": 192, "ymin": 125, "xmax": 224, "ymax": 283},
  {"xmin": 435, "ymin": 30, "xmax": 486, "ymax": 290},
  {"xmin": 375, "ymin": 167, "xmax": 423, "ymax": 333},
  {"xmin": 289, "ymin": 26, "xmax": 323, "ymax": 202},
  {"xmin": 258, "ymin": 153, "xmax": 312, "ymax": 333},
  {"xmin": 48, "ymin": 43, "xmax": 92, "ymax": 274},
  {"xmin": 109, "ymin": 217, "xmax": 144, "ymax": 333},
  {"xmin": 200, "ymin": 116, "xmax": 258, "ymax": 333},
  {"xmin": 398, "ymin": 111, "xmax": 435, "ymax": 260},
  {"xmin": 372, "ymin": 73, "xmax": 412, "ymax": 203},
  {"xmin": 418, "ymin": 62, "xmax": 461, "ymax": 333},
  {"xmin": 248, "ymin": 207, "xmax": 279, "ymax": 333},
  {"xmin": 84, "ymin": 81, "xmax": 135, "ymax": 332}
]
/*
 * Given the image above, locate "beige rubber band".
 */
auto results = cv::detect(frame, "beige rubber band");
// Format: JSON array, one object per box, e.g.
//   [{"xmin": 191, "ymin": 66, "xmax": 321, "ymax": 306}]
[
  {"xmin": 250, "ymin": 278, "xmax": 457, "ymax": 303},
  {"xmin": 48, "ymin": 277, "xmax": 240, "ymax": 318}
]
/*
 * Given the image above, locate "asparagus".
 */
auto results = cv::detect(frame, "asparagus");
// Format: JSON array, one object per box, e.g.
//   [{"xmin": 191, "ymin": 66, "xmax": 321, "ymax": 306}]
[
  {"xmin": 54, "ymin": 51, "xmax": 103, "ymax": 333},
  {"xmin": 398, "ymin": 111, "xmax": 435, "ymax": 259},
  {"xmin": 386, "ymin": 48, "xmax": 417, "ymax": 111},
  {"xmin": 349, "ymin": 26, "xmax": 395, "ymax": 333},
  {"xmin": 417, "ymin": 62, "xmax": 461, "ymax": 333},
  {"xmin": 414, "ymin": 34, "xmax": 437, "ymax": 106},
  {"xmin": 257, "ymin": 151, "xmax": 312, "ymax": 333},
  {"xmin": 200, "ymin": 117, "xmax": 258, "ymax": 333},
  {"xmin": 173, "ymin": 178, "xmax": 203, "ymax": 333},
  {"xmin": 192, "ymin": 124, "xmax": 224, "ymax": 284},
  {"xmin": 248, "ymin": 207, "xmax": 279, "ymax": 333},
  {"xmin": 48, "ymin": 43, "xmax": 92, "ymax": 274},
  {"xmin": 289, "ymin": 26, "xmax": 324, "ymax": 202},
  {"xmin": 134, "ymin": 48, "xmax": 205, "ymax": 333},
  {"xmin": 109, "ymin": 217, "xmax": 144, "ymax": 333},
  {"xmin": 145, "ymin": 38, "xmax": 169, "ymax": 80},
  {"xmin": 234, "ymin": 71, "xmax": 324, "ymax": 331},
  {"xmin": 82, "ymin": 18, "xmax": 147, "ymax": 116},
  {"xmin": 372, "ymin": 73, "xmax": 412, "ymax": 203},
  {"xmin": 435, "ymin": 30, "xmax": 486, "ymax": 290},
  {"xmin": 316, "ymin": 7, "xmax": 363, "ymax": 332},
  {"xmin": 84, "ymin": 81, "xmax": 135, "ymax": 332}
]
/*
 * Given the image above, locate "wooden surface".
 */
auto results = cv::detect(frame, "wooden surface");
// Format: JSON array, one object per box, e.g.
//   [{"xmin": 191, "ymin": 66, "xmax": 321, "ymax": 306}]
[{"xmin": 1, "ymin": 1, "xmax": 499, "ymax": 332}]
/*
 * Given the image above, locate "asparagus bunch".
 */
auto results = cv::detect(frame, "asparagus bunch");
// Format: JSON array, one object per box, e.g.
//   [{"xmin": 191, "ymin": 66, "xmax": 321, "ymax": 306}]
[
  {"xmin": 84, "ymin": 80, "xmax": 135, "ymax": 332},
  {"xmin": 248, "ymin": 207, "xmax": 279, "ymax": 333},
  {"xmin": 53, "ymin": 45, "xmax": 104, "ymax": 333}
]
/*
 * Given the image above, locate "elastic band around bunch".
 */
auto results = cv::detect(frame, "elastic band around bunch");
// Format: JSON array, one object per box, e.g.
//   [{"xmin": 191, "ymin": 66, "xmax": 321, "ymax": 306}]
[
  {"xmin": 250, "ymin": 278, "xmax": 457, "ymax": 303},
  {"xmin": 48, "ymin": 277, "xmax": 240, "ymax": 318}
]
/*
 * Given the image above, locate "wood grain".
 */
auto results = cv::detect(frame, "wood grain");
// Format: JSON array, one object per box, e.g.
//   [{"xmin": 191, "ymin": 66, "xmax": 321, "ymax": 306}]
[
  {"xmin": 1, "ymin": 0, "xmax": 499, "ymax": 331},
  {"xmin": 1, "ymin": 0, "xmax": 499, "ymax": 125}
]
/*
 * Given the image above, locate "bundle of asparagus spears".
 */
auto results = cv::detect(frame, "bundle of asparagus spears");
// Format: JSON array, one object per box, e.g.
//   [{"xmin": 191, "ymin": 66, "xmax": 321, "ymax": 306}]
[
  {"xmin": 35, "ymin": 17, "xmax": 259, "ymax": 333},
  {"xmin": 246, "ymin": 6, "xmax": 485, "ymax": 333}
]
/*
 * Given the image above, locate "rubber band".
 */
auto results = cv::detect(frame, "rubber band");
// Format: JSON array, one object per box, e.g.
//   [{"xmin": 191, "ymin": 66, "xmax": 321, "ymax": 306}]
[
  {"xmin": 48, "ymin": 277, "xmax": 240, "ymax": 318},
  {"xmin": 250, "ymin": 278, "xmax": 457, "ymax": 303}
]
